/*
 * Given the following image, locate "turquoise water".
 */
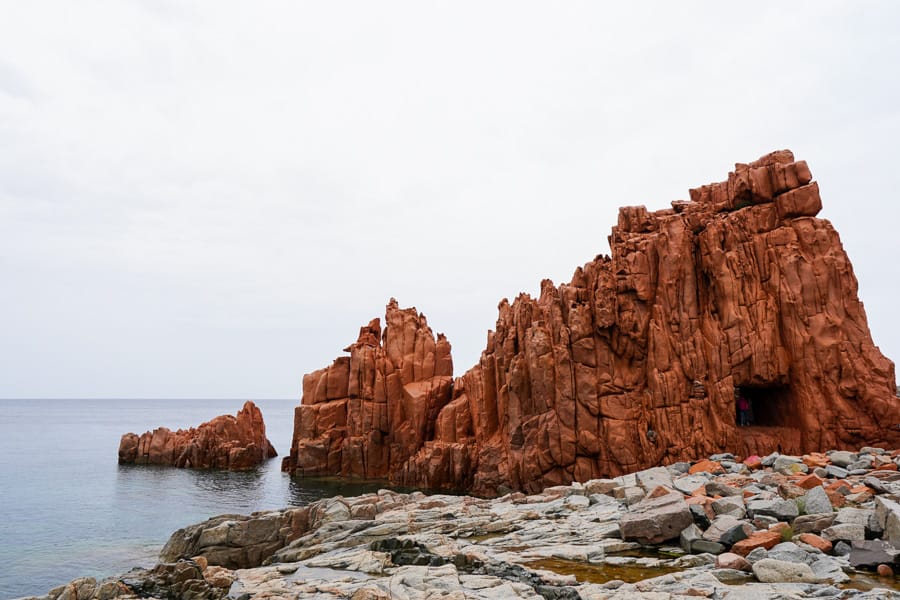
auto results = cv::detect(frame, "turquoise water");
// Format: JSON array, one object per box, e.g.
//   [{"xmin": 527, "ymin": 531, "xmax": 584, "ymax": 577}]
[{"xmin": 0, "ymin": 399, "xmax": 389, "ymax": 599}]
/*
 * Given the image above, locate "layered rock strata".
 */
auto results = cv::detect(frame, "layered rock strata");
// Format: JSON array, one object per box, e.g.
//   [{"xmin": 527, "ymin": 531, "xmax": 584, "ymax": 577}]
[
  {"xmin": 283, "ymin": 151, "xmax": 900, "ymax": 495},
  {"xmin": 118, "ymin": 401, "xmax": 277, "ymax": 470}
]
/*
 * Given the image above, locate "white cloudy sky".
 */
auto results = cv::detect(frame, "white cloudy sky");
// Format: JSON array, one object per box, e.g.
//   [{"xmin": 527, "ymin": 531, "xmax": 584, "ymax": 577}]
[{"xmin": 1, "ymin": 2, "xmax": 898, "ymax": 399}]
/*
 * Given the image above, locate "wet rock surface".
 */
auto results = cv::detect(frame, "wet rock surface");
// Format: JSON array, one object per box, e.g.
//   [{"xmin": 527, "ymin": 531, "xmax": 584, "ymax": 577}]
[
  {"xmin": 283, "ymin": 150, "xmax": 900, "ymax": 496},
  {"xmin": 118, "ymin": 401, "xmax": 277, "ymax": 470},
  {"xmin": 23, "ymin": 447, "xmax": 900, "ymax": 599}
]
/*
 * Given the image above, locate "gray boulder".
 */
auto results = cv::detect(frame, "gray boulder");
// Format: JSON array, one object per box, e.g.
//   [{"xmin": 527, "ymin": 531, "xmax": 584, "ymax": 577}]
[
  {"xmin": 680, "ymin": 523, "xmax": 703, "ymax": 553},
  {"xmin": 801, "ymin": 486, "xmax": 832, "ymax": 516},
  {"xmin": 703, "ymin": 515, "xmax": 751, "ymax": 546},
  {"xmin": 834, "ymin": 507, "xmax": 874, "ymax": 527},
  {"xmin": 825, "ymin": 465, "xmax": 849, "ymax": 479},
  {"xmin": 160, "ymin": 506, "xmax": 308, "ymax": 569},
  {"xmin": 849, "ymin": 539, "xmax": 900, "ymax": 571},
  {"xmin": 619, "ymin": 488, "xmax": 693, "ymax": 544},
  {"xmin": 828, "ymin": 450, "xmax": 857, "ymax": 467},
  {"xmin": 635, "ymin": 466, "xmax": 673, "ymax": 492},
  {"xmin": 821, "ymin": 523, "xmax": 866, "ymax": 543},
  {"xmin": 793, "ymin": 512, "xmax": 836, "ymax": 534},
  {"xmin": 673, "ymin": 474, "xmax": 708, "ymax": 495},
  {"xmin": 773, "ymin": 455, "xmax": 807, "ymax": 475},
  {"xmin": 712, "ymin": 496, "xmax": 746, "ymax": 518},
  {"xmin": 752, "ymin": 558, "xmax": 817, "ymax": 583},
  {"xmin": 875, "ymin": 496, "xmax": 900, "ymax": 546},
  {"xmin": 747, "ymin": 498, "xmax": 799, "ymax": 521}
]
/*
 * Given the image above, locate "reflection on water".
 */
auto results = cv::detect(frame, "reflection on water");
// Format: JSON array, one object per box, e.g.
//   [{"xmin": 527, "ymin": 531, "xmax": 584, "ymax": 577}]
[
  {"xmin": 2, "ymin": 398, "xmax": 434, "ymax": 598},
  {"xmin": 287, "ymin": 475, "xmax": 401, "ymax": 505}
]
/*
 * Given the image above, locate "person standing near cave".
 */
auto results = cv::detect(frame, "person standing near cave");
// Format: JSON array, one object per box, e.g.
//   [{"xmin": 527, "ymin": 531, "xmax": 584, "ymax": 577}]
[{"xmin": 736, "ymin": 389, "xmax": 751, "ymax": 426}]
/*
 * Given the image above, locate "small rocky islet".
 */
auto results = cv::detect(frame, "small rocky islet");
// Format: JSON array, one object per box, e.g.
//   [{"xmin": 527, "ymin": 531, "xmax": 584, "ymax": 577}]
[
  {"xmin": 117, "ymin": 401, "xmax": 278, "ymax": 471},
  {"xmin": 25, "ymin": 447, "xmax": 900, "ymax": 599}
]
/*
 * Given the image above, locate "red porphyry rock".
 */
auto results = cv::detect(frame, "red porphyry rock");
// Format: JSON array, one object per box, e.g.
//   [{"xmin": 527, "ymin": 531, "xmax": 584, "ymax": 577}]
[
  {"xmin": 118, "ymin": 401, "xmax": 277, "ymax": 470},
  {"xmin": 282, "ymin": 151, "xmax": 900, "ymax": 495},
  {"xmin": 743, "ymin": 455, "xmax": 763, "ymax": 470},
  {"xmin": 803, "ymin": 453, "xmax": 829, "ymax": 469},
  {"xmin": 281, "ymin": 300, "xmax": 457, "ymax": 483},
  {"xmin": 689, "ymin": 460, "xmax": 725, "ymax": 475},
  {"xmin": 795, "ymin": 473, "xmax": 825, "ymax": 490},
  {"xmin": 731, "ymin": 530, "xmax": 784, "ymax": 555},
  {"xmin": 798, "ymin": 533, "xmax": 833, "ymax": 554}
]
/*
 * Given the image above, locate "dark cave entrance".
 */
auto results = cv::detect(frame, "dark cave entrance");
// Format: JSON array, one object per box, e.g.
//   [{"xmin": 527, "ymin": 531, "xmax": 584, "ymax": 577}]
[{"xmin": 735, "ymin": 384, "xmax": 794, "ymax": 427}]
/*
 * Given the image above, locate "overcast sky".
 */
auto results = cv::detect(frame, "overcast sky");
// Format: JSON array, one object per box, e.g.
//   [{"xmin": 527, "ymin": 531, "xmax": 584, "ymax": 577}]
[{"xmin": 1, "ymin": 2, "xmax": 898, "ymax": 399}]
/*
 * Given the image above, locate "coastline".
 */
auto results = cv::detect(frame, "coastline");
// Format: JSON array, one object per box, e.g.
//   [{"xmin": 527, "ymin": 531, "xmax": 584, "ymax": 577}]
[{"xmin": 18, "ymin": 446, "xmax": 900, "ymax": 600}]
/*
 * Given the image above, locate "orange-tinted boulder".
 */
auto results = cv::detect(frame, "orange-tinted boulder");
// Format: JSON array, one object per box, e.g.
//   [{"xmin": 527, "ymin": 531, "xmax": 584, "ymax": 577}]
[
  {"xmin": 798, "ymin": 533, "xmax": 833, "ymax": 554},
  {"xmin": 284, "ymin": 151, "xmax": 900, "ymax": 495},
  {"xmin": 118, "ymin": 401, "xmax": 277, "ymax": 470},
  {"xmin": 731, "ymin": 530, "xmax": 783, "ymax": 555}
]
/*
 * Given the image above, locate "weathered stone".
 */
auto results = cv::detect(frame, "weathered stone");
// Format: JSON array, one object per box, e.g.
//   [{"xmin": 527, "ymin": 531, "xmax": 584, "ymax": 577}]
[
  {"xmin": 160, "ymin": 507, "xmax": 309, "ymax": 569},
  {"xmin": 829, "ymin": 451, "xmax": 857, "ymax": 467},
  {"xmin": 833, "ymin": 541, "xmax": 852, "ymax": 556},
  {"xmin": 752, "ymin": 558, "xmax": 817, "ymax": 583},
  {"xmin": 773, "ymin": 455, "xmax": 806, "ymax": 475},
  {"xmin": 801, "ymin": 486, "xmax": 832, "ymax": 516},
  {"xmin": 834, "ymin": 507, "xmax": 873, "ymax": 527},
  {"xmin": 731, "ymin": 530, "xmax": 783, "ymax": 556},
  {"xmin": 282, "ymin": 152, "xmax": 900, "ymax": 495},
  {"xmin": 703, "ymin": 515, "xmax": 751, "ymax": 546},
  {"xmin": 747, "ymin": 498, "xmax": 799, "ymax": 521},
  {"xmin": 584, "ymin": 479, "xmax": 619, "ymax": 496},
  {"xmin": 118, "ymin": 401, "xmax": 277, "ymax": 470},
  {"xmin": 809, "ymin": 555, "xmax": 849, "ymax": 584},
  {"xmin": 825, "ymin": 465, "xmax": 849, "ymax": 479},
  {"xmin": 680, "ymin": 523, "xmax": 703, "ymax": 553},
  {"xmin": 716, "ymin": 552, "xmax": 752, "ymax": 571},
  {"xmin": 619, "ymin": 489, "xmax": 693, "ymax": 544},
  {"xmin": 711, "ymin": 496, "xmax": 746, "ymax": 518},
  {"xmin": 692, "ymin": 539, "xmax": 726, "ymax": 555},
  {"xmin": 706, "ymin": 482, "xmax": 742, "ymax": 497},
  {"xmin": 635, "ymin": 466, "xmax": 673, "ymax": 492},
  {"xmin": 673, "ymin": 475, "xmax": 707, "ymax": 495},
  {"xmin": 797, "ymin": 533, "xmax": 832, "ymax": 554},
  {"xmin": 875, "ymin": 496, "xmax": 900, "ymax": 545},
  {"xmin": 820, "ymin": 523, "xmax": 866, "ymax": 543},
  {"xmin": 689, "ymin": 503, "xmax": 711, "ymax": 529},
  {"xmin": 849, "ymin": 540, "xmax": 900, "ymax": 571}
]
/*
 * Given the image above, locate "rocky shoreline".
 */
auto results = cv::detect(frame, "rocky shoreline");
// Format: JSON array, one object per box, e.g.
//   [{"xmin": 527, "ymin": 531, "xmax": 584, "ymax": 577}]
[{"xmin": 20, "ymin": 447, "xmax": 900, "ymax": 600}]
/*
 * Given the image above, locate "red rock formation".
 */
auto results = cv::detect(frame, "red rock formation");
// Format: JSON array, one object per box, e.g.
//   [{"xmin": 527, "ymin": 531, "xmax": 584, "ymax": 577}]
[
  {"xmin": 119, "ymin": 401, "xmax": 277, "ymax": 470},
  {"xmin": 283, "ymin": 151, "xmax": 900, "ymax": 495},
  {"xmin": 282, "ymin": 301, "xmax": 455, "ymax": 481}
]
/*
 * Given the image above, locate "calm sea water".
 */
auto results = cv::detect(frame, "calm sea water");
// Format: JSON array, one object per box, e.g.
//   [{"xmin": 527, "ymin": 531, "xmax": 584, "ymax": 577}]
[{"xmin": 0, "ymin": 399, "xmax": 391, "ymax": 599}]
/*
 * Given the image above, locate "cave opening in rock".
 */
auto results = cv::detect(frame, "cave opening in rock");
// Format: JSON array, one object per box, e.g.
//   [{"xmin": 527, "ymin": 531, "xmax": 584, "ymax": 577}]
[{"xmin": 735, "ymin": 384, "xmax": 794, "ymax": 427}]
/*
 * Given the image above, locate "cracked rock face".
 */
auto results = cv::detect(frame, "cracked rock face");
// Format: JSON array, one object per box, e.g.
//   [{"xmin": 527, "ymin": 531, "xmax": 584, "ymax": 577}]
[
  {"xmin": 283, "ymin": 151, "xmax": 899, "ymax": 495},
  {"xmin": 118, "ymin": 401, "xmax": 278, "ymax": 471}
]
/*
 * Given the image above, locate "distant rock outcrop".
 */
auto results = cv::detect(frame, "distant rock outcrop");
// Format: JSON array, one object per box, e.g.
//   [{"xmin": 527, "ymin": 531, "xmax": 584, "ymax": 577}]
[
  {"xmin": 282, "ymin": 151, "xmax": 900, "ymax": 495},
  {"xmin": 119, "ymin": 401, "xmax": 277, "ymax": 470}
]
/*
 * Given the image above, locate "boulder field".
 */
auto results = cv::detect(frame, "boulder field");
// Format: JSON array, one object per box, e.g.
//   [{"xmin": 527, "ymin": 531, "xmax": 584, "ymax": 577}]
[
  {"xmin": 118, "ymin": 401, "xmax": 278, "ymax": 470},
  {"xmin": 27, "ymin": 447, "xmax": 900, "ymax": 599},
  {"xmin": 283, "ymin": 150, "xmax": 900, "ymax": 495}
]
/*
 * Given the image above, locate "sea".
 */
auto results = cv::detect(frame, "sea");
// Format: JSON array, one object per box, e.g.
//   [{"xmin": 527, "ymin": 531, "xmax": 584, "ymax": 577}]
[{"xmin": 0, "ymin": 398, "xmax": 394, "ymax": 599}]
